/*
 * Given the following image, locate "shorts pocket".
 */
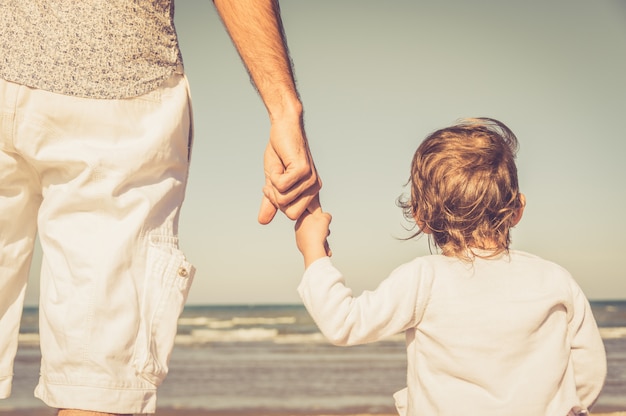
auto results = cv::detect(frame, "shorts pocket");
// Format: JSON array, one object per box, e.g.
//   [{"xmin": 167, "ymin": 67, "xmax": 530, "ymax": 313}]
[{"xmin": 133, "ymin": 235, "xmax": 195, "ymax": 386}]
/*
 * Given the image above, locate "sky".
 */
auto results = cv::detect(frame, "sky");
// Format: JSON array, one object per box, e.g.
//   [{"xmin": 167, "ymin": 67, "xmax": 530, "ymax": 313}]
[{"xmin": 23, "ymin": 0, "xmax": 626, "ymax": 305}]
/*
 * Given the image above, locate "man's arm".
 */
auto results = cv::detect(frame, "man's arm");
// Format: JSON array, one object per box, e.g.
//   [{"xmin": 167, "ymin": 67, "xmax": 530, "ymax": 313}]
[{"xmin": 212, "ymin": 0, "xmax": 321, "ymax": 224}]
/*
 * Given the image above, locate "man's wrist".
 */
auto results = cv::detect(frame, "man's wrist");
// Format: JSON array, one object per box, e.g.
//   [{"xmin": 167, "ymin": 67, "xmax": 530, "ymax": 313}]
[{"xmin": 267, "ymin": 93, "xmax": 303, "ymax": 123}]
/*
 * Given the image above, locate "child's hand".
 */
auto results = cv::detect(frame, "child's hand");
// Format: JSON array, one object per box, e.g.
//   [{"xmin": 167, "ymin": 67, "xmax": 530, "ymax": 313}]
[{"xmin": 295, "ymin": 196, "xmax": 332, "ymax": 268}]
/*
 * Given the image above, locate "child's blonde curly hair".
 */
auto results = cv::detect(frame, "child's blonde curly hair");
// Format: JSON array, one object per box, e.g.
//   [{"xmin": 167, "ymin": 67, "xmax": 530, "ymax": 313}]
[{"xmin": 398, "ymin": 118, "xmax": 524, "ymax": 260}]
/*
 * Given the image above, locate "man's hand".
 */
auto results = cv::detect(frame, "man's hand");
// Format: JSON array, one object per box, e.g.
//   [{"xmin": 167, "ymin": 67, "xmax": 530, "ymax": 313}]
[{"xmin": 258, "ymin": 117, "xmax": 321, "ymax": 224}]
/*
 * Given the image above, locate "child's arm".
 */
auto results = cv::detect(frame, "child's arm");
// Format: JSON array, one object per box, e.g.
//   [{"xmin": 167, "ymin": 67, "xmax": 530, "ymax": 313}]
[
  {"xmin": 295, "ymin": 197, "xmax": 431, "ymax": 346},
  {"xmin": 569, "ymin": 285, "xmax": 607, "ymax": 410},
  {"xmin": 297, "ymin": 255, "xmax": 431, "ymax": 346},
  {"xmin": 295, "ymin": 197, "xmax": 332, "ymax": 268}
]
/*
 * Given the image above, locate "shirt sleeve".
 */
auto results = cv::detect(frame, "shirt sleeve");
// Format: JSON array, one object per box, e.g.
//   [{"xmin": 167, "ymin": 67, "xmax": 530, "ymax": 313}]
[
  {"xmin": 297, "ymin": 256, "xmax": 433, "ymax": 346},
  {"xmin": 568, "ymin": 280, "xmax": 607, "ymax": 410}
]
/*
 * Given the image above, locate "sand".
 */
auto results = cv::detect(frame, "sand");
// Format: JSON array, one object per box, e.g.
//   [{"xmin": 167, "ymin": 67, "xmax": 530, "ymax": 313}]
[
  {"xmin": 147, "ymin": 412, "xmax": 626, "ymax": 416},
  {"xmin": 1, "ymin": 409, "xmax": 624, "ymax": 416},
  {"xmin": 152, "ymin": 412, "xmax": 626, "ymax": 416}
]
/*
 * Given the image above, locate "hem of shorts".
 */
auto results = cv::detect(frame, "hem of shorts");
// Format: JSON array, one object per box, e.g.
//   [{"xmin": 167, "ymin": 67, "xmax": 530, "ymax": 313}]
[
  {"xmin": 34, "ymin": 378, "xmax": 157, "ymax": 414},
  {"xmin": 0, "ymin": 374, "xmax": 12, "ymax": 398}
]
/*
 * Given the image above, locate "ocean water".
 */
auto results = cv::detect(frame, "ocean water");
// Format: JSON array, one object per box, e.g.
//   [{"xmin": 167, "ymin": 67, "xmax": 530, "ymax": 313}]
[{"xmin": 2, "ymin": 301, "xmax": 625, "ymax": 413}]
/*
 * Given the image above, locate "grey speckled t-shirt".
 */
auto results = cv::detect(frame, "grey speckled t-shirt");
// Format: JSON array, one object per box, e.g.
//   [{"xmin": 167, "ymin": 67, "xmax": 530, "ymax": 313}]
[{"xmin": 0, "ymin": 0, "xmax": 183, "ymax": 99}]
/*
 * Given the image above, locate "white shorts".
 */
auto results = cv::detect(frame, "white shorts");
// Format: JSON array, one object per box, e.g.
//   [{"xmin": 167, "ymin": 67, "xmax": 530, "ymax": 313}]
[{"xmin": 0, "ymin": 69, "xmax": 195, "ymax": 414}]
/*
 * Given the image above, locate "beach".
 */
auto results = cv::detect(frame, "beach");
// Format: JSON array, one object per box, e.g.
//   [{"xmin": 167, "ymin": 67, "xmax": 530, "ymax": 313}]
[
  {"xmin": 157, "ymin": 412, "xmax": 626, "ymax": 416},
  {"xmin": 154, "ymin": 411, "xmax": 626, "ymax": 416},
  {"xmin": 2, "ymin": 410, "xmax": 626, "ymax": 416},
  {"xmin": 2, "ymin": 303, "xmax": 624, "ymax": 415}
]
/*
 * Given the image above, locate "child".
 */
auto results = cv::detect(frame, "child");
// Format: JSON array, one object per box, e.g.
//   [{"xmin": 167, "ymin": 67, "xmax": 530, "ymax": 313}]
[{"xmin": 295, "ymin": 118, "xmax": 606, "ymax": 416}]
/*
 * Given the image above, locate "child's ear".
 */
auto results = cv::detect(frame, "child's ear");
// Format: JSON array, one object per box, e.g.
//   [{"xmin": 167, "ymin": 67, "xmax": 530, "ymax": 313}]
[
  {"xmin": 511, "ymin": 193, "xmax": 526, "ymax": 227},
  {"xmin": 413, "ymin": 211, "xmax": 432, "ymax": 234}
]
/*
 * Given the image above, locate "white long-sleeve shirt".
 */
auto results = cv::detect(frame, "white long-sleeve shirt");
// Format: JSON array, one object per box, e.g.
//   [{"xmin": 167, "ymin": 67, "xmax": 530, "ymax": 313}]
[{"xmin": 297, "ymin": 250, "xmax": 606, "ymax": 416}]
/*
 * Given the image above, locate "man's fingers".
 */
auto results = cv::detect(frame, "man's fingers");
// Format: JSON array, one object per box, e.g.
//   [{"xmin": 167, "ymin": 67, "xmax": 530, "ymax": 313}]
[
  {"xmin": 260, "ymin": 176, "xmax": 322, "ymax": 223},
  {"xmin": 306, "ymin": 194, "xmax": 322, "ymax": 215},
  {"xmin": 269, "ymin": 159, "xmax": 311, "ymax": 192},
  {"xmin": 269, "ymin": 166, "xmax": 319, "ymax": 207},
  {"xmin": 282, "ymin": 178, "xmax": 325, "ymax": 220},
  {"xmin": 261, "ymin": 138, "xmax": 323, "ymax": 223},
  {"xmin": 258, "ymin": 194, "xmax": 278, "ymax": 225},
  {"xmin": 282, "ymin": 193, "xmax": 315, "ymax": 221}
]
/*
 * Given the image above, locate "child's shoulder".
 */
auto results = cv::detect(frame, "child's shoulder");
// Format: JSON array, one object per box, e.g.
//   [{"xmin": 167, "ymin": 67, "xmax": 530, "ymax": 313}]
[
  {"xmin": 507, "ymin": 249, "xmax": 571, "ymax": 274},
  {"xmin": 400, "ymin": 250, "xmax": 574, "ymax": 281},
  {"xmin": 391, "ymin": 253, "xmax": 458, "ymax": 278},
  {"xmin": 394, "ymin": 250, "xmax": 573, "ymax": 278},
  {"xmin": 401, "ymin": 253, "xmax": 449, "ymax": 268},
  {"xmin": 501, "ymin": 250, "xmax": 581, "ymax": 296}
]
